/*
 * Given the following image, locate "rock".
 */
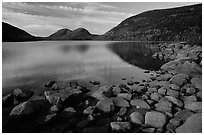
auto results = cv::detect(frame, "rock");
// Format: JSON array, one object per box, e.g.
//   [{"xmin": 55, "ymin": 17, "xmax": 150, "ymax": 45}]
[
  {"xmin": 145, "ymin": 111, "xmax": 167, "ymax": 129},
  {"xmin": 59, "ymin": 107, "xmax": 76, "ymax": 119},
  {"xmin": 170, "ymin": 74, "xmax": 189, "ymax": 86},
  {"xmin": 51, "ymin": 81, "xmax": 78, "ymax": 90},
  {"xmin": 196, "ymin": 91, "xmax": 202, "ymax": 100},
  {"xmin": 158, "ymin": 87, "xmax": 167, "ymax": 95},
  {"xmin": 161, "ymin": 57, "xmax": 191, "ymax": 71},
  {"xmin": 77, "ymin": 119, "xmax": 90, "ymax": 129},
  {"xmin": 112, "ymin": 86, "xmax": 121, "ymax": 96},
  {"xmin": 130, "ymin": 99, "xmax": 150, "ymax": 109},
  {"xmin": 184, "ymin": 95, "xmax": 197, "ymax": 102},
  {"xmin": 157, "ymin": 74, "xmax": 172, "ymax": 81},
  {"xmin": 2, "ymin": 93, "xmax": 14, "ymax": 107},
  {"xmin": 82, "ymin": 126, "xmax": 109, "ymax": 133},
  {"xmin": 44, "ymin": 88, "xmax": 82, "ymax": 105},
  {"xmin": 176, "ymin": 113, "xmax": 202, "ymax": 133},
  {"xmin": 45, "ymin": 81, "xmax": 56, "ymax": 87},
  {"xmin": 117, "ymin": 93, "xmax": 132, "ymax": 101},
  {"xmin": 117, "ymin": 107, "xmax": 127, "ymax": 116},
  {"xmin": 150, "ymin": 92, "xmax": 161, "ymax": 101},
  {"xmin": 165, "ymin": 96, "xmax": 183, "ymax": 107},
  {"xmin": 50, "ymin": 105, "xmax": 60, "ymax": 113},
  {"xmin": 186, "ymin": 87, "xmax": 196, "ymax": 95},
  {"xmin": 155, "ymin": 98, "xmax": 173, "ymax": 114},
  {"xmin": 96, "ymin": 98, "xmax": 114, "ymax": 113},
  {"xmin": 13, "ymin": 88, "xmax": 34, "ymax": 103},
  {"xmin": 127, "ymin": 81, "xmax": 134, "ymax": 86},
  {"xmin": 169, "ymin": 84, "xmax": 180, "ymax": 91},
  {"xmin": 90, "ymin": 81, "xmax": 100, "ymax": 85},
  {"xmin": 142, "ymin": 128, "xmax": 155, "ymax": 133},
  {"xmin": 148, "ymin": 88, "xmax": 157, "ymax": 93},
  {"xmin": 112, "ymin": 97, "xmax": 130, "ymax": 107},
  {"xmin": 129, "ymin": 111, "xmax": 144, "ymax": 124},
  {"xmin": 184, "ymin": 101, "xmax": 202, "ymax": 112},
  {"xmin": 83, "ymin": 106, "xmax": 95, "ymax": 115},
  {"xmin": 174, "ymin": 109, "xmax": 194, "ymax": 123},
  {"xmin": 110, "ymin": 122, "xmax": 131, "ymax": 132},
  {"xmin": 43, "ymin": 113, "xmax": 57, "ymax": 123},
  {"xmin": 191, "ymin": 77, "xmax": 202, "ymax": 91},
  {"xmin": 10, "ymin": 96, "xmax": 50, "ymax": 118},
  {"xmin": 166, "ymin": 89, "xmax": 179, "ymax": 98},
  {"xmin": 90, "ymin": 90, "xmax": 107, "ymax": 101},
  {"xmin": 169, "ymin": 118, "xmax": 182, "ymax": 127}
]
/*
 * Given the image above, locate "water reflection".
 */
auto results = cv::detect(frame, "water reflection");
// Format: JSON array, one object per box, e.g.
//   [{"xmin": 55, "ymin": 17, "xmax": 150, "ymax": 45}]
[
  {"xmin": 108, "ymin": 42, "xmax": 166, "ymax": 70},
  {"xmin": 60, "ymin": 44, "xmax": 89, "ymax": 53}
]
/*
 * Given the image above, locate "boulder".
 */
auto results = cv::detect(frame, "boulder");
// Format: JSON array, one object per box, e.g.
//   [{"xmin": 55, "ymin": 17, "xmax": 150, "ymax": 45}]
[
  {"xmin": 150, "ymin": 92, "xmax": 161, "ymax": 101},
  {"xmin": 184, "ymin": 101, "xmax": 202, "ymax": 112},
  {"xmin": 117, "ymin": 107, "xmax": 127, "ymax": 116},
  {"xmin": 112, "ymin": 97, "xmax": 130, "ymax": 107},
  {"xmin": 157, "ymin": 74, "xmax": 172, "ymax": 81},
  {"xmin": 13, "ymin": 88, "xmax": 34, "ymax": 103},
  {"xmin": 169, "ymin": 84, "xmax": 180, "ymax": 91},
  {"xmin": 129, "ymin": 111, "xmax": 144, "ymax": 124},
  {"xmin": 186, "ymin": 87, "xmax": 196, "ymax": 95},
  {"xmin": 96, "ymin": 98, "xmax": 114, "ymax": 113},
  {"xmin": 145, "ymin": 111, "xmax": 167, "ymax": 129},
  {"xmin": 10, "ymin": 96, "xmax": 50, "ymax": 118},
  {"xmin": 83, "ymin": 106, "xmax": 95, "ymax": 115},
  {"xmin": 44, "ymin": 88, "xmax": 82, "ymax": 105},
  {"xmin": 2, "ymin": 93, "xmax": 14, "ymax": 107},
  {"xmin": 190, "ymin": 77, "xmax": 202, "ymax": 91},
  {"xmin": 166, "ymin": 89, "xmax": 179, "ymax": 98},
  {"xmin": 165, "ymin": 96, "xmax": 183, "ymax": 107},
  {"xmin": 184, "ymin": 95, "xmax": 197, "ymax": 102},
  {"xmin": 130, "ymin": 99, "xmax": 150, "ymax": 109},
  {"xmin": 176, "ymin": 113, "xmax": 202, "ymax": 133},
  {"xmin": 110, "ymin": 122, "xmax": 131, "ymax": 132},
  {"xmin": 158, "ymin": 87, "xmax": 167, "ymax": 95},
  {"xmin": 170, "ymin": 74, "xmax": 189, "ymax": 86},
  {"xmin": 117, "ymin": 93, "xmax": 132, "ymax": 101},
  {"xmin": 155, "ymin": 98, "xmax": 173, "ymax": 114}
]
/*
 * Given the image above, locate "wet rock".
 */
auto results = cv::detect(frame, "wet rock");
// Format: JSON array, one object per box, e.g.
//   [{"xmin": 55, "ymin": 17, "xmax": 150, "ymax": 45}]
[
  {"xmin": 10, "ymin": 102, "xmax": 35, "ymax": 117},
  {"xmin": 129, "ymin": 111, "xmax": 144, "ymax": 124},
  {"xmin": 169, "ymin": 84, "xmax": 180, "ymax": 91},
  {"xmin": 130, "ymin": 99, "xmax": 150, "ymax": 109},
  {"xmin": 117, "ymin": 107, "xmax": 127, "ymax": 116},
  {"xmin": 13, "ymin": 88, "xmax": 34, "ymax": 103},
  {"xmin": 90, "ymin": 90, "xmax": 107, "ymax": 101},
  {"xmin": 117, "ymin": 93, "xmax": 132, "ymax": 101},
  {"xmin": 165, "ymin": 96, "xmax": 183, "ymax": 107},
  {"xmin": 112, "ymin": 97, "xmax": 130, "ymax": 107},
  {"xmin": 2, "ymin": 93, "xmax": 14, "ymax": 107},
  {"xmin": 96, "ymin": 98, "xmax": 114, "ymax": 113},
  {"xmin": 190, "ymin": 77, "xmax": 202, "ymax": 91},
  {"xmin": 83, "ymin": 106, "xmax": 95, "ymax": 115},
  {"xmin": 145, "ymin": 111, "xmax": 167, "ymax": 129},
  {"xmin": 170, "ymin": 73, "xmax": 189, "ymax": 86},
  {"xmin": 176, "ymin": 113, "xmax": 202, "ymax": 133},
  {"xmin": 110, "ymin": 122, "xmax": 131, "ymax": 132},
  {"xmin": 150, "ymin": 92, "xmax": 161, "ymax": 101},
  {"xmin": 158, "ymin": 87, "xmax": 167, "ymax": 95},
  {"xmin": 186, "ymin": 87, "xmax": 196, "ymax": 95},
  {"xmin": 82, "ymin": 126, "xmax": 109, "ymax": 133},
  {"xmin": 184, "ymin": 101, "xmax": 202, "ymax": 112}
]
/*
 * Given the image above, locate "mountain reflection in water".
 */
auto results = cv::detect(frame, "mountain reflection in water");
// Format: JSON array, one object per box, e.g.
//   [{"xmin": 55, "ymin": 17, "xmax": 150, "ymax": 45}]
[{"xmin": 108, "ymin": 42, "xmax": 166, "ymax": 71}]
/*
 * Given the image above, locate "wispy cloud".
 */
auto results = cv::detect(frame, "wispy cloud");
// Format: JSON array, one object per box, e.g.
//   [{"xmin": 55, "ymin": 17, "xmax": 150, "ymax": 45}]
[{"xmin": 2, "ymin": 2, "xmax": 133, "ymax": 36}]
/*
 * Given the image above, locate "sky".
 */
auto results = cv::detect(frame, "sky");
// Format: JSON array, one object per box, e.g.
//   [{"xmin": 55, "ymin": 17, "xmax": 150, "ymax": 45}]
[{"xmin": 2, "ymin": 2, "xmax": 200, "ymax": 37}]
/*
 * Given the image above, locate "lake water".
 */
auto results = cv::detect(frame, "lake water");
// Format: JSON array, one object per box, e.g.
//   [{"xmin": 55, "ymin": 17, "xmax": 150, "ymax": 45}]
[{"xmin": 2, "ymin": 41, "xmax": 165, "ymax": 95}]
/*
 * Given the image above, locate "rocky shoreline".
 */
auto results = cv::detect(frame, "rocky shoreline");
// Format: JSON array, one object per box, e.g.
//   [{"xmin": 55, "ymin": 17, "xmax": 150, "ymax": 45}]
[{"xmin": 2, "ymin": 42, "xmax": 202, "ymax": 133}]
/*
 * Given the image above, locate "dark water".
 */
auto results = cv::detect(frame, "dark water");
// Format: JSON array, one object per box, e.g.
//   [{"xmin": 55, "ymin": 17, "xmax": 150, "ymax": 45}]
[{"xmin": 2, "ymin": 41, "xmax": 164, "ymax": 95}]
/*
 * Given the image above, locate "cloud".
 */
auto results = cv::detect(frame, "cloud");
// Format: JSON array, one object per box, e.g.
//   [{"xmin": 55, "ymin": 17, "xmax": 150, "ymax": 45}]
[{"xmin": 2, "ymin": 2, "xmax": 133, "ymax": 36}]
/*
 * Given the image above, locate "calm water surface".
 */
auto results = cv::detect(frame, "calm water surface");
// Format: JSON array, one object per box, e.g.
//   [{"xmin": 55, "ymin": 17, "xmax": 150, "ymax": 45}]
[{"xmin": 2, "ymin": 41, "xmax": 165, "ymax": 95}]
